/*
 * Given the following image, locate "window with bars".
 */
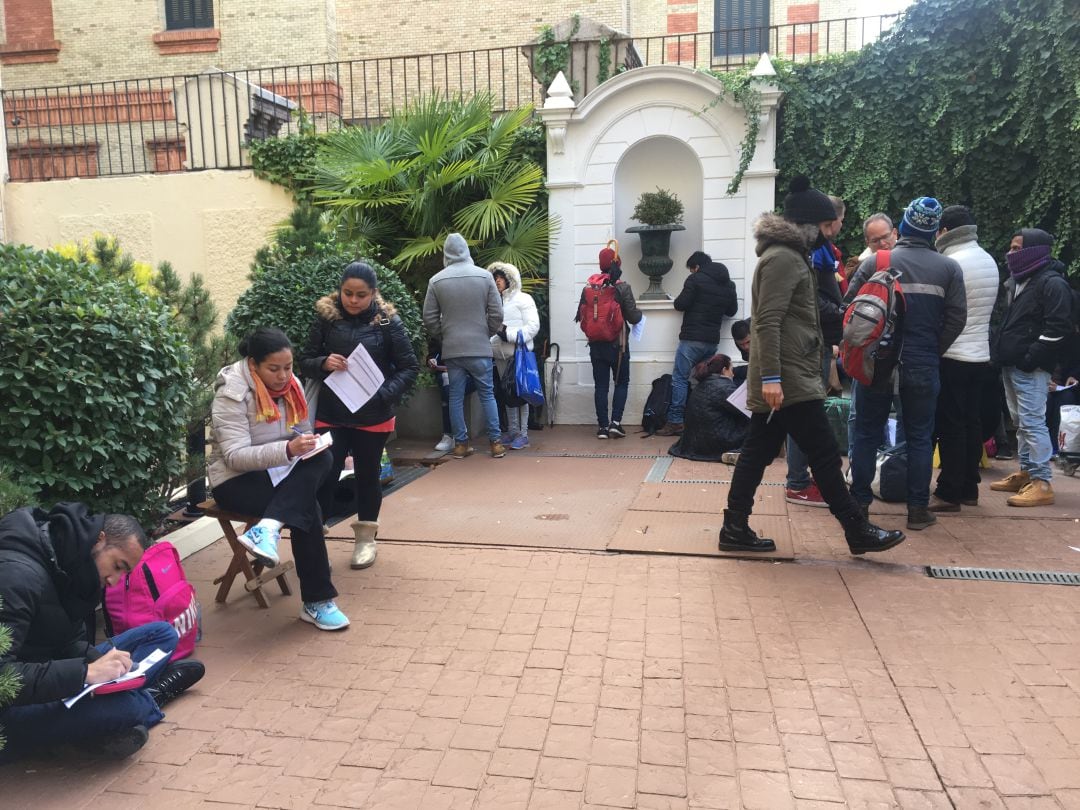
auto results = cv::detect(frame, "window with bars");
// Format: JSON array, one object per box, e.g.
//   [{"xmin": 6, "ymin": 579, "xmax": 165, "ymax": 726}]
[
  {"xmin": 166, "ymin": 0, "xmax": 214, "ymax": 30},
  {"xmin": 714, "ymin": 0, "xmax": 769, "ymax": 56}
]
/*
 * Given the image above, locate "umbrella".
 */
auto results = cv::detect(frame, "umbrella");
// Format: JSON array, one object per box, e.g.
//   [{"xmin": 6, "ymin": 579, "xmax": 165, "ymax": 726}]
[{"xmin": 546, "ymin": 342, "xmax": 561, "ymax": 427}]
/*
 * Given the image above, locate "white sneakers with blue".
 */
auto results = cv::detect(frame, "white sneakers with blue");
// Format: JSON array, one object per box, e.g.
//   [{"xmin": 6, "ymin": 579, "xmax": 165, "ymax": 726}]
[
  {"xmin": 237, "ymin": 525, "xmax": 280, "ymax": 567},
  {"xmin": 301, "ymin": 600, "xmax": 351, "ymax": 631}
]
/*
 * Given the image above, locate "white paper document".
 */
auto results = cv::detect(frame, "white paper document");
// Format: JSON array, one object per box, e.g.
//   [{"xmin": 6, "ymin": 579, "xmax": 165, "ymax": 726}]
[
  {"xmin": 267, "ymin": 432, "xmax": 334, "ymax": 487},
  {"xmin": 630, "ymin": 315, "xmax": 646, "ymax": 343},
  {"xmin": 64, "ymin": 647, "xmax": 170, "ymax": 708},
  {"xmin": 725, "ymin": 380, "xmax": 752, "ymax": 419},
  {"xmin": 325, "ymin": 342, "xmax": 385, "ymax": 413},
  {"xmin": 1054, "ymin": 382, "xmax": 1078, "ymax": 392}
]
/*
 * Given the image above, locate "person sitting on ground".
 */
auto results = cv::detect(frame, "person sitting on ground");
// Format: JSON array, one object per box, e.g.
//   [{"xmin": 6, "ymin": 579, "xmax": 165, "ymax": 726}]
[
  {"xmin": 489, "ymin": 261, "xmax": 540, "ymax": 450},
  {"xmin": 656, "ymin": 251, "xmax": 738, "ymax": 437},
  {"xmin": 209, "ymin": 327, "xmax": 349, "ymax": 631},
  {"xmin": 730, "ymin": 318, "xmax": 751, "ymax": 385},
  {"xmin": 668, "ymin": 354, "xmax": 748, "ymax": 463},
  {"xmin": 0, "ymin": 504, "xmax": 204, "ymax": 762},
  {"xmin": 302, "ymin": 261, "xmax": 419, "ymax": 570}
]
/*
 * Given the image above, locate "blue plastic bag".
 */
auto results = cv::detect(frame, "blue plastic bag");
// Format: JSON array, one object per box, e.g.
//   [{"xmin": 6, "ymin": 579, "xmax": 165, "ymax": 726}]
[{"xmin": 514, "ymin": 332, "xmax": 545, "ymax": 407}]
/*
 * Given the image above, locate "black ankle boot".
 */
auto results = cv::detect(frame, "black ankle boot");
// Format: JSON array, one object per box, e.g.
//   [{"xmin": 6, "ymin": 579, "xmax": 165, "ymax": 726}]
[
  {"xmin": 148, "ymin": 659, "xmax": 206, "ymax": 709},
  {"xmin": 719, "ymin": 510, "xmax": 776, "ymax": 553},
  {"xmin": 845, "ymin": 521, "xmax": 905, "ymax": 555}
]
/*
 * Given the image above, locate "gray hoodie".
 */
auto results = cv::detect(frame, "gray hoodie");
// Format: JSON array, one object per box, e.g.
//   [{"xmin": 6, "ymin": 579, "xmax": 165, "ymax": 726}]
[{"xmin": 423, "ymin": 233, "xmax": 504, "ymax": 359}]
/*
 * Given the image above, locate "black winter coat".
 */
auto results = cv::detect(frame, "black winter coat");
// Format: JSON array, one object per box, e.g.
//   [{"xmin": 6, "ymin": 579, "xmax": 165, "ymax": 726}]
[
  {"xmin": 0, "ymin": 503, "xmax": 104, "ymax": 706},
  {"xmin": 673, "ymin": 262, "xmax": 738, "ymax": 344},
  {"xmin": 993, "ymin": 261, "xmax": 1073, "ymax": 373},
  {"xmin": 300, "ymin": 293, "xmax": 420, "ymax": 427},
  {"xmin": 668, "ymin": 375, "xmax": 748, "ymax": 461}
]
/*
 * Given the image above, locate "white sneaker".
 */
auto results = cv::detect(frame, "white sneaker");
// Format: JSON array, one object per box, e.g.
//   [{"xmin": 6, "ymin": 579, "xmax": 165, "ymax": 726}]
[{"xmin": 434, "ymin": 434, "xmax": 453, "ymax": 453}]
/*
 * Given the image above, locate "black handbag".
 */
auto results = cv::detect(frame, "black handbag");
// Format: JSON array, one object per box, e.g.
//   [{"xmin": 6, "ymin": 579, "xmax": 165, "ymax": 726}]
[{"xmin": 498, "ymin": 355, "xmax": 527, "ymax": 407}]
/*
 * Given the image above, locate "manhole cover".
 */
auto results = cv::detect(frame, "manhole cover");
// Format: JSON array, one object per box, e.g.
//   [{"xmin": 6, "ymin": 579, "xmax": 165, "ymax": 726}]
[
  {"xmin": 536, "ymin": 513, "xmax": 570, "ymax": 521},
  {"xmin": 927, "ymin": 566, "xmax": 1080, "ymax": 586}
]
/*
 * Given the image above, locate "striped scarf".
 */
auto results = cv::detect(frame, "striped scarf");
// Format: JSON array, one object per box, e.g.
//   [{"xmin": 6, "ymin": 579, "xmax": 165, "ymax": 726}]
[{"xmin": 249, "ymin": 365, "xmax": 308, "ymax": 427}]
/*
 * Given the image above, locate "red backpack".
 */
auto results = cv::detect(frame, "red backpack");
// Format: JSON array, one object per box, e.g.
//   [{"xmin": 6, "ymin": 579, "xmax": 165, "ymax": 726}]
[
  {"xmin": 577, "ymin": 273, "xmax": 626, "ymax": 343},
  {"xmin": 104, "ymin": 541, "xmax": 200, "ymax": 661},
  {"xmin": 841, "ymin": 250, "xmax": 905, "ymax": 387}
]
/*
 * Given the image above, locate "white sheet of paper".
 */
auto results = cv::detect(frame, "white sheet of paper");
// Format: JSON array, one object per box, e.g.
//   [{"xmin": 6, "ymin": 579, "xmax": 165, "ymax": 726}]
[
  {"xmin": 630, "ymin": 315, "xmax": 646, "ymax": 342},
  {"xmin": 1055, "ymin": 382, "xmax": 1078, "ymax": 392},
  {"xmin": 64, "ymin": 647, "xmax": 170, "ymax": 708},
  {"xmin": 267, "ymin": 432, "xmax": 333, "ymax": 487},
  {"xmin": 725, "ymin": 380, "xmax": 752, "ymax": 419},
  {"xmin": 324, "ymin": 342, "xmax": 385, "ymax": 413},
  {"xmin": 887, "ymin": 417, "xmax": 897, "ymax": 446}
]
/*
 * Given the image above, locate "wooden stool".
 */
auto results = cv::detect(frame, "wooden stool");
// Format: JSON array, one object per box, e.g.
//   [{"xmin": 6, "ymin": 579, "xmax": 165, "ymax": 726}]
[{"xmin": 199, "ymin": 500, "xmax": 295, "ymax": 609}]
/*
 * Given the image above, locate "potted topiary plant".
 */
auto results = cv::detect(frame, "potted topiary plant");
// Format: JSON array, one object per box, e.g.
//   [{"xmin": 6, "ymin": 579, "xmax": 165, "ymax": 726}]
[{"xmin": 625, "ymin": 187, "xmax": 686, "ymax": 299}]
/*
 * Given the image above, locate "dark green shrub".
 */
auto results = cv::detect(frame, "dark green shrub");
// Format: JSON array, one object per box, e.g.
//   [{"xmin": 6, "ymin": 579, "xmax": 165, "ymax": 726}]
[
  {"xmin": 0, "ymin": 464, "xmax": 35, "ymax": 516},
  {"xmin": 226, "ymin": 248, "xmax": 426, "ymax": 369},
  {"xmin": 632, "ymin": 188, "xmax": 685, "ymax": 227},
  {"xmin": 0, "ymin": 244, "xmax": 193, "ymax": 524}
]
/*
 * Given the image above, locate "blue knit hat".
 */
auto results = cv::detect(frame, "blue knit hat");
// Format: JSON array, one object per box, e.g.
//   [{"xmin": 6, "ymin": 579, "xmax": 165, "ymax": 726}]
[{"xmin": 899, "ymin": 197, "xmax": 943, "ymax": 240}]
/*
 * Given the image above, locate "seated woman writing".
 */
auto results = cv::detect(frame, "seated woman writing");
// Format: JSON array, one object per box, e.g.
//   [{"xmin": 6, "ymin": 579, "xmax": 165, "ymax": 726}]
[
  {"xmin": 668, "ymin": 354, "xmax": 748, "ymax": 463},
  {"xmin": 207, "ymin": 327, "xmax": 349, "ymax": 631}
]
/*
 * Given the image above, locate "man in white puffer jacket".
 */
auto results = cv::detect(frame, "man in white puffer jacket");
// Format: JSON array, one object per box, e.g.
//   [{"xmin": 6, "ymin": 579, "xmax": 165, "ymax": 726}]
[
  {"xmin": 931, "ymin": 205, "xmax": 1001, "ymax": 512},
  {"xmin": 489, "ymin": 262, "xmax": 540, "ymax": 449}
]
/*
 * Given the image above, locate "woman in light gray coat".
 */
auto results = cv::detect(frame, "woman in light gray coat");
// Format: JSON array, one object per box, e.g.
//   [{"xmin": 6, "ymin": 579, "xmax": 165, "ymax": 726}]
[{"xmin": 208, "ymin": 327, "xmax": 348, "ymax": 631}]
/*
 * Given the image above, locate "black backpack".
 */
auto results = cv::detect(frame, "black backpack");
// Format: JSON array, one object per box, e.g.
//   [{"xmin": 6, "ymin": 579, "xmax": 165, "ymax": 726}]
[{"xmin": 641, "ymin": 374, "xmax": 673, "ymax": 436}]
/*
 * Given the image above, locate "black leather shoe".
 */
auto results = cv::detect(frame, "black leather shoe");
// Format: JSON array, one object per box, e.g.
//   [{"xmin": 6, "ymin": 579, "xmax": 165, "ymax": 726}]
[
  {"xmin": 148, "ymin": 659, "xmax": 206, "ymax": 709},
  {"xmin": 906, "ymin": 507, "xmax": 938, "ymax": 530},
  {"xmin": 845, "ymin": 522, "xmax": 905, "ymax": 555},
  {"xmin": 719, "ymin": 510, "xmax": 776, "ymax": 553}
]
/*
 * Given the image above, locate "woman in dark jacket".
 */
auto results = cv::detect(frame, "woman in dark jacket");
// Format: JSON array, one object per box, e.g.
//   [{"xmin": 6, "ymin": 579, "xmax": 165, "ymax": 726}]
[
  {"xmin": 668, "ymin": 354, "xmax": 748, "ymax": 462},
  {"xmin": 301, "ymin": 262, "xmax": 419, "ymax": 570}
]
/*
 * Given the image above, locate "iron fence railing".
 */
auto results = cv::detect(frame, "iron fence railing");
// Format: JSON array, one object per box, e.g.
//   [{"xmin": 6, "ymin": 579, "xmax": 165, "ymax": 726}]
[{"xmin": 1, "ymin": 14, "xmax": 898, "ymax": 182}]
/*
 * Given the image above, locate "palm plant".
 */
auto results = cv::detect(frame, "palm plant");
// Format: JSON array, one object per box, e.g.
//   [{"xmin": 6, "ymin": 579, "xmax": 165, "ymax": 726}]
[{"xmin": 308, "ymin": 94, "xmax": 551, "ymax": 287}]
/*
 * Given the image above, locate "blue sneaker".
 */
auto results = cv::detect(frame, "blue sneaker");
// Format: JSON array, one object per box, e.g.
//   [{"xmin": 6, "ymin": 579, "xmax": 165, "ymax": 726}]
[
  {"xmin": 510, "ymin": 434, "xmax": 530, "ymax": 450},
  {"xmin": 300, "ymin": 600, "xmax": 350, "ymax": 631},
  {"xmin": 237, "ymin": 525, "xmax": 280, "ymax": 567},
  {"xmin": 500, "ymin": 432, "xmax": 514, "ymax": 444}
]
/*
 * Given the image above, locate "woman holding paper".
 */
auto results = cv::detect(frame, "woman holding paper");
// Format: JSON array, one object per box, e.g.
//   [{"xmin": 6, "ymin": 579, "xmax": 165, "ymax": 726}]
[
  {"xmin": 301, "ymin": 262, "xmax": 419, "ymax": 570},
  {"xmin": 208, "ymin": 327, "xmax": 349, "ymax": 631},
  {"xmin": 489, "ymin": 262, "xmax": 540, "ymax": 450}
]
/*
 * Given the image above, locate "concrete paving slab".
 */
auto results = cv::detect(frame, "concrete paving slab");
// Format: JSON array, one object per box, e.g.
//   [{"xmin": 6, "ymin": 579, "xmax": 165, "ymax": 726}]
[
  {"xmin": 608, "ymin": 511, "xmax": 794, "ymax": 559},
  {"xmin": 665, "ymin": 456, "xmax": 788, "ymax": 483},
  {"xmin": 630, "ymin": 482, "xmax": 787, "ymax": 515}
]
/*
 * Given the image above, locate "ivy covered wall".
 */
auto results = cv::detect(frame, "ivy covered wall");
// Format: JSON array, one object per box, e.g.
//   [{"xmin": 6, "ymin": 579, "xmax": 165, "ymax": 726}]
[{"xmin": 776, "ymin": 0, "xmax": 1078, "ymax": 270}]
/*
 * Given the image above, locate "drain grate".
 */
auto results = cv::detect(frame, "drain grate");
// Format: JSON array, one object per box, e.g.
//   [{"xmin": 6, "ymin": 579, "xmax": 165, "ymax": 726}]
[
  {"xmin": 531, "ymin": 451, "xmax": 663, "ymax": 460},
  {"xmin": 927, "ymin": 565, "xmax": 1080, "ymax": 586}
]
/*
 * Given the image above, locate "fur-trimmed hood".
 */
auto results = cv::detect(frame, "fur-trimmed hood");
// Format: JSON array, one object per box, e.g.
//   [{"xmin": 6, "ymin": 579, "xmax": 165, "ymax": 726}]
[
  {"xmin": 315, "ymin": 291, "xmax": 398, "ymax": 323},
  {"xmin": 488, "ymin": 261, "xmax": 523, "ymax": 299},
  {"xmin": 754, "ymin": 212, "xmax": 811, "ymax": 257}
]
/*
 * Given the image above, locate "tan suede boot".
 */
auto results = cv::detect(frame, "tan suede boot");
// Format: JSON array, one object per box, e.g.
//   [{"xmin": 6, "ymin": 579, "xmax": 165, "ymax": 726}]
[
  {"xmin": 350, "ymin": 520, "xmax": 378, "ymax": 569},
  {"xmin": 1006, "ymin": 480, "xmax": 1055, "ymax": 507},
  {"xmin": 990, "ymin": 470, "xmax": 1030, "ymax": 492}
]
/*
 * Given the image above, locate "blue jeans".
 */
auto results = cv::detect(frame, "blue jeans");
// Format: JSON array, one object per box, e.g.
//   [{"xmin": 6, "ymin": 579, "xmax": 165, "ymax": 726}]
[
  {"xmin": 668, "ymin": 340, "xmax": 717, "ymax": 425},
  {"xmin": 847, "ymin": 382, "xmax": 906, "ymax": 459},
  {"xmin": 0, "ymin": 621, "xmax": 177, "ymax": 762},
  {"xmin": 1004, "ymin": 366, "xmax": 1053, "ymax": 482},
  {"xmin": 447, "ymin": 356, "xmax": 501, "ymax": 443},
  {"xmin": 590, "ymin": 342, "xmax": 630, "ymax": 427},
  {"xmin": 851, "ymin": 364, "xmax": 939, "ymax": 507}
]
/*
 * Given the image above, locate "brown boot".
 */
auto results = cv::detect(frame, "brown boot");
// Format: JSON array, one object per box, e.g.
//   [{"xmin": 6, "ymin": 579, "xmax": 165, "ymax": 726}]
[
  {"xmin": 451, "ymin": 443, "xmax": 474, "ymax": 459},
  {"xmin": 655, "ymin": 422, "xmax": 684, "ymax": 436},
  {"xmin": 990, "ymin": 470, "xmax": 1030, "ymax": 492},
  {"xmin": 490, "ymin": 441, "xmax": 507, "ymax": 458},
  {"xmin": 1007, "ymin": 480, "xmax": 1055, "ymax": 507}
]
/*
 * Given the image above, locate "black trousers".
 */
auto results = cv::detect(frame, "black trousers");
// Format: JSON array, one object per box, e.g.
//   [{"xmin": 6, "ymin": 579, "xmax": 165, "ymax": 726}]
[
  {"xmin": 213, "ymin": 450, "xmax": 337, "ymax": 604},
  {"xmin": 728, "ymin": 398, "xmax": 861, "ymax": 527},
  {"xmin": 935, "ymin": 358, "xmax": 987, "ymax": 503},
  {"xmin": 316, "ymin": 427, "xmax": 390, "ymax": 523}
]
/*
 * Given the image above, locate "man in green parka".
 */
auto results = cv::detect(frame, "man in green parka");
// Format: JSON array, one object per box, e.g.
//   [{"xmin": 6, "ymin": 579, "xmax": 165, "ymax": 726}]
[{"xmin": 718, "ymin": 177, "xmax": 906, "ymax": 555}]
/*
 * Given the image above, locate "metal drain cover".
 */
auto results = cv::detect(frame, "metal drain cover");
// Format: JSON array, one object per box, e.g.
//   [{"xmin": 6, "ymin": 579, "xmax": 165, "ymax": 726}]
[{"xmin": 927, "ymin": 565, "xmax": 1080, "ymax": 586}]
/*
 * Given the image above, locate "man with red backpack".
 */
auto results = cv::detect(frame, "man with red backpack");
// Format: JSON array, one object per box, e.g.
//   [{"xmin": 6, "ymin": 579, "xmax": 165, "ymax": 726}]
[
  {"xmin": 576, "ymin": 243, "xmax": 642, "ymax": 439},
  {"xmin": 0, "ymin": 503, "xmax": 204, "ymax": 761}
]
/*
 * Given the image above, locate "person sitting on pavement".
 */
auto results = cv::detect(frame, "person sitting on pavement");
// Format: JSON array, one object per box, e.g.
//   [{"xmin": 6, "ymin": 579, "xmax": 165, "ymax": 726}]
[
  {"xmin": 208, "ymin": 327, "xmax": 349, "ymax": 631},
  {"xmin": 488, "ymin": 261, "xmax": 540, "ymax": 450},
  {"xmin": 990, "ymin": 228, "xmax": 1074, "ymax": 506},
  {"xmin": 668, "ymin": 354, "xmax": 748, "ymax": 463},
  {"xmin": 730, "ymin": 318, "xmax": 751, "ymax": 385},
  {"xmin": 423, "ymin": 234, "xmax": 506, "ymax": 459},
  {"xmin": 718, "ymin": 176, "xmax": 905, "ymax": 556},
  {"xmin": 0, "ymin": 504, "xmax": 204, "ymax": 762},
  {"xmin": 302, "ymin": 261, "xmax": 419, "ymax": 571},
  {"xmin": 656, "ymin": 251, "xmax": 738, "ymax": 437}
]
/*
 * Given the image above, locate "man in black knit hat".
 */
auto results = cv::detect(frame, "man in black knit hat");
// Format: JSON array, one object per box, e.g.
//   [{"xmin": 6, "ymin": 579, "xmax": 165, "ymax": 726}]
[{"xmin": 718, "ymin": 177, "xmax": 905, "ymax": 555}]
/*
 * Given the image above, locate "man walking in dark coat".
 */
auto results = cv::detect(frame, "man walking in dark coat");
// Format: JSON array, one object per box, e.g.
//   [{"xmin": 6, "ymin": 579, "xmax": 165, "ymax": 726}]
[
  {"xmin": 656, "ymin": 251, "xmax": 739, "ymax": 436},
  {"xmin": 0, "ymin": 503, "xmax": 204, "ymax": 762}
]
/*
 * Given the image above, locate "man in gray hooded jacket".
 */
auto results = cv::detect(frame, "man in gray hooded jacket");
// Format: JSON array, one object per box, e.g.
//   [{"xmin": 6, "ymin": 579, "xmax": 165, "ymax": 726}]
[{"xmin": 423, "ymin": 233, "xmax": 506, "ymax": 458}]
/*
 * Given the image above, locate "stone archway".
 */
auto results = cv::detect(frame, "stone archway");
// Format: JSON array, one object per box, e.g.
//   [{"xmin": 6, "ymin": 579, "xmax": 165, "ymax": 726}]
[{"xmin": 539, "ymin": 63, "xmax": 782, "ymax": 425}]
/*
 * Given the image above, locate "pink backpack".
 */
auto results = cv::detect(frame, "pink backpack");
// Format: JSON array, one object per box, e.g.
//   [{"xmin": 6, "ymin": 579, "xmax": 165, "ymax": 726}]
[{"xmin": 104, "ymin": 541, "xmax": 200, "ymax": 661}]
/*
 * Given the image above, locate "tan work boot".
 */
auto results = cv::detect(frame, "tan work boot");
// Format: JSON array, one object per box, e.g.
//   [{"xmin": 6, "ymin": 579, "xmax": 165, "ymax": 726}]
[
  {"xmin": 451, "ymin": 442, "xmax": 474, "ymax": 459},
  {"xmin": 490, "ymin": 441, "xmax": 507, "ymax": 458},
  {"xmin": 990, "ymin": 470, "xmax": 1030, "ymax": 492},
  {"xmin": 349, "ymin": 520, "xmax": 378, "ymax": 569},
  {"xmin": 1007, "ymin": 480, "xmax": 1055, "ymax": 507}
]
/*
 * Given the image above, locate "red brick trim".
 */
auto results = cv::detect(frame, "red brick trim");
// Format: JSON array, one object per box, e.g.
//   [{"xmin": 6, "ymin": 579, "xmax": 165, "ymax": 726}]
[
  {"xmin": 8, "ymin": 139, "xmax": 98, "ymax": 181},
  {"xmin": 787, "ymin": 3, "xmax": 821, "ymax": 24},
  {"xmin": 147, "ymin": 137, "xmax": 187, "ymax": 173},
  {"xmin": 6, "ymin": 90, "xmax": 175, "ymax": 127},
  {"xmin": 666, "ymin": 12, "xmax": 698, "ymax": 34},
  {"xmin": 0, "ymin": 38, "xmax": 61, "ymax": 64},
  {"xmin": 786, "ymin": 32, "xmax": 820, "ymax": 56},
  {"xmin": 152, "ymin": 28, "xmax": 221, "ymax": 54},
  {"xmin": 266, "ymin": 80, "xmax": 344, "ymax": 117}
]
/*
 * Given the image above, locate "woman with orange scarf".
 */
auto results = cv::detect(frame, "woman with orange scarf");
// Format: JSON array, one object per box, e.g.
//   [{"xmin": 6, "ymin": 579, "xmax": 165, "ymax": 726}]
[{"xmin": 207, "ymin": 327, "xmax": 349, "ymax": 631}]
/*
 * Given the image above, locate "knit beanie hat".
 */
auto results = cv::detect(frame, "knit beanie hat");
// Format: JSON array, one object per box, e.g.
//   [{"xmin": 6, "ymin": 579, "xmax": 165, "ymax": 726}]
[
  {"xmin": 782, "ymin": 176, "xmax": 837, "ymax": 225},
  {"xmin": 899, "ymin": 197, "xmax": 943, "ymax": 241}
]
